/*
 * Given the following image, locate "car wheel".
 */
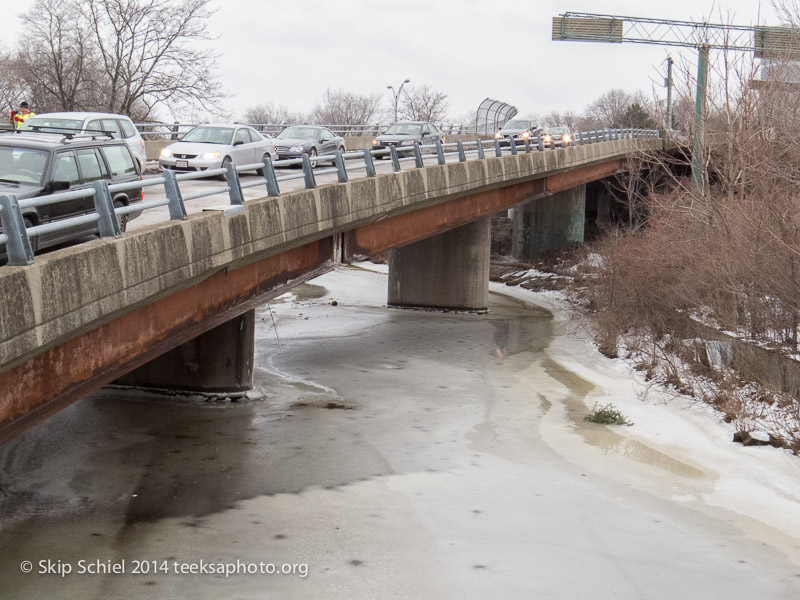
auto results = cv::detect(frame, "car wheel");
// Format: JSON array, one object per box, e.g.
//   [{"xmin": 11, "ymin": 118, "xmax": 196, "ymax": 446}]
[
  {"xmin": 113, "ymin": 200, "xmax": 128, "ymax": 233},
  {"xmin": 256, "ymin": 153, "xmax": 271, "ymax": 176},
  {"xmin": 23, "ymin": 217, "xmax": 38, "ymax": 254},
  {"xmin": 218, "ymin": 156, "xmax": 233, "ymax": 181}
]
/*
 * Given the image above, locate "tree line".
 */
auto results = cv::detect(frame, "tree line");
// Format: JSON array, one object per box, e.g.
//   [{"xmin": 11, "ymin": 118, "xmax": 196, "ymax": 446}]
[{"xmin": 2, "ymin": 0, "xmax": 666, "ymax": 130}]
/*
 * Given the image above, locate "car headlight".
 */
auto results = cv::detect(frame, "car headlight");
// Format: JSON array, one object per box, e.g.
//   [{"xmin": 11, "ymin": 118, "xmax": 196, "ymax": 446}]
[
  {"xmin": 290, "ymin": 145, "xmax": 304, "ymax": 153},
  {"xmin": 563, "ymin": 134, "xmax": 571, "ymax": 142},
  {"xmin": 494, "ymin": 132, "xmax": 502, "ymax": 139},
  {"xmin": 521, "ymin": 131, "xmax": 530, "ymax": 139},
  {"xmin": 160, "ymin": 148, "xmax": 172, "ymax": 158},
  {"xmin": 201, "ymin": 151, "xmax": 220, "ymax": 159},
  {"xmin": 544, "ymin": 135, "xmax": 552, "ymax": 142},
  {"xmin": 372, "ymin": 139, "xmax": 378, "ymax": 146}
]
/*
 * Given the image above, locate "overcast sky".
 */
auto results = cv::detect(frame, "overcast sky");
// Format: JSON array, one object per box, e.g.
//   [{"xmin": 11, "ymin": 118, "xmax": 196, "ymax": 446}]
[{"xmin": 1, "ymin": 0, "xmax": 782, "ymax": 122}]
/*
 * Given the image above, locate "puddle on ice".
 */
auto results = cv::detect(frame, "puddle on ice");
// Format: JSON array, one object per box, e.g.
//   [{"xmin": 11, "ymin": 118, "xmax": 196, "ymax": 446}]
[
  {"xmin": 542, "ymin": 357, "xmax": 706, "ymax": 479},
  {"xmin": 290, "ymin": 283, "xmax": 328, "ymax": 301}
]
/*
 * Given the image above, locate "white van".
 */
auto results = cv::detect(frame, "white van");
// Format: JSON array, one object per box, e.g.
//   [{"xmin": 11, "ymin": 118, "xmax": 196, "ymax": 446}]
[{"xmin": 21, "ymin": 112, "xmax": 147, "ymax": 171}]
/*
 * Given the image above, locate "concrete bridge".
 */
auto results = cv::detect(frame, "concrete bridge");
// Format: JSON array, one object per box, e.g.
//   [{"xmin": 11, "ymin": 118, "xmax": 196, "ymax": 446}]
[{"xmin": 0, "ymin": 137, "xmax": 664, "ymax": 443}]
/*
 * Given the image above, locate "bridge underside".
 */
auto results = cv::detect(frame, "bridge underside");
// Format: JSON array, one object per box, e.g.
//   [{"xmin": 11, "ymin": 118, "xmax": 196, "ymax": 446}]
[{"xmin": 0, "ymin": 145, "xmax": 636, "ymax": 444}]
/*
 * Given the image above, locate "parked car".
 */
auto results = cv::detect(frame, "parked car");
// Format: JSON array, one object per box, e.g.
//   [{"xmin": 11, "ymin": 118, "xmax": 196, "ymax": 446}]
[
  {"xmin": 20, "ymin": 111, "xmax": 147, "ymax": 171},
  {"xmin": 273, "ymin": 126, "xmax": 345, "ymax": 164},
  {"xmin": 0, "ymin": 129, "xmax": 143, "ymax": 256},
  {"xmin": 494, "ymin": 119, "xmax": 541, "ymax": 146},
  {"xmin": 372, "ymin": 121, "xmax": 443, "ymax": 156},
  {"xmin": 542, "ymin": 126, "xmax": 573, "ymax": 148},
  {"xmin": 158, "ymin": 124, "xmax": 275, "ymax": 178}
]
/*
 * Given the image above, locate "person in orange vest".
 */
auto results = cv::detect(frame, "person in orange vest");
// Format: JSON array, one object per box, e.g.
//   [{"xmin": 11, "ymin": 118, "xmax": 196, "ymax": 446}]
[{"xmin": 11, "ymin": 101, "xmax": 34, "ymax": 128}]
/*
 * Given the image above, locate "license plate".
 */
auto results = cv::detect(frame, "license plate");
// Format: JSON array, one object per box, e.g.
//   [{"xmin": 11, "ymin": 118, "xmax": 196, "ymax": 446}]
[{"xmin": 176, "ymin": 160, "xmax": 188, "ymax": 168}]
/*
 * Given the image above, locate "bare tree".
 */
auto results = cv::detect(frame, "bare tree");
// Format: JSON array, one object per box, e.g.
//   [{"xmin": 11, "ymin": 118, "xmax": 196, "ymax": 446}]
[
  {"xmin": 585, "ymin": 88, "xmax": 635, "ymax": 128},
  {"xmin": 399, "ymin": 84, "xmax": 449, "ymax": 122},
  {"xmin": 310, "ymin": 88, "xmax": 382, "ymax": 125},
  {"xmin": 17, "ymin": 0, "xmax": 97, "ymax": 112},
  {"xmin": 244, "ymin": 102, "xmax": 305, "ymax": 125},
  {"xmin": 84, "ymin": 0, "xmax": 223, "ymax": 118},
  {"xmin": 0, "ymin": 51, "xmax": 31, "ymax": 116},
  {"xmin": 13, "ymin": 0, "xmax": 223, "ymax": 118}
]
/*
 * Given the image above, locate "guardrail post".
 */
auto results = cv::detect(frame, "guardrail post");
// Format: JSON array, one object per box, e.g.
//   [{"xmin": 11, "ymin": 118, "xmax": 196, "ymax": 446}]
[
  {"xmin": 389, "ymin": 146, "xmax": 401, "ymax": 172},
  {"xmin": 509, "ymin": 138, "xmax": 518, "ymax": 155},
  {"xmin": 413, "ymin": 142, "xmax": 424, "ymax": 168},
  {"xmin": 301, "ymin": 153, "xmax": 317, "ymax": 189},
  {"xmin": 91, "ymin": 180, "xmax": 121, "ymax": 237},
  {"xmin": 435, "ymin": 141, "xmax": 446, "ymax": 165},
  {"xmin": 262, "ymin": 156, "xmax": 280, "ymax": 196},
  {"xmin": 334, "ymin": 149, "xmax": 349, "ymax": 182},
  {"xmin": 163, "ymin": 170, "xmax": 188, "ymax": 219},
  {"xmin": 524, "ymin": 137, "xmax": 531, "ymax": 152},
  {"xmin": 456, "ymin": 141, "xmax": 466, "ymax": 162},
  {"xmin": 363, "ymin": 148, "xmax": 376, "ymax": 177},
  {"xmin": 0, "ymin": 194, "xmax": 34, "ymax": 265},
  {"xmin": 226, "ymin": 162, "xmax": 245, "ymax": 205},
  {"xmin": 476, "ymin": 139, "xmax": 485, "ymax": 159},
  {"xmin": 494, "ymin": 139, "xmax": 502, "ymax": 157}
]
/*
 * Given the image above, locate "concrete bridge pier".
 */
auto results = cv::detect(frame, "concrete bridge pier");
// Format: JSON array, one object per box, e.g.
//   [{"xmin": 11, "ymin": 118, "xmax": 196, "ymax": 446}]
[
  {"xmin": 388, "ymin": 217, "xmax": 491, "ymax": 312},
  {"xmin": 114, "ymin": 310, "xmax": 255, "ymax": 396},
  {"xmin": 512, "ymin": 185, "xmax": 586, "ymax": 259}
]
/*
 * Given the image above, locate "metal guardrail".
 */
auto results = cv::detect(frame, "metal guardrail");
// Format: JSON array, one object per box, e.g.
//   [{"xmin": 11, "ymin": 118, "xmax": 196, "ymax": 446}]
[
  {"xmin": 134, "ymin": 122, "xmax": 473, "ymax": 139},
  {"xmin": 0, "ymin": 128, "xmax": 659, "ymax": 266}
]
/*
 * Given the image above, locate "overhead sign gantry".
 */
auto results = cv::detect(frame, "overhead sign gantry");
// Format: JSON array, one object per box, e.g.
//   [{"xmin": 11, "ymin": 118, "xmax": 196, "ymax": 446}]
[{"xmin": 552, "ymin": 11, "xmax": 800, "ymax": 193}]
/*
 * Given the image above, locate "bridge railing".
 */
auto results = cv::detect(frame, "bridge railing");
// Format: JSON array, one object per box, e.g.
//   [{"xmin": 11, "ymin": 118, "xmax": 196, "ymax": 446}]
[
  {"xmin": 0, "ymin": 128, "xmax": 660, "ymax": 266},
  {"xmin": 135, "ymin": 122, "xmax": 473, "ymax": 139}
]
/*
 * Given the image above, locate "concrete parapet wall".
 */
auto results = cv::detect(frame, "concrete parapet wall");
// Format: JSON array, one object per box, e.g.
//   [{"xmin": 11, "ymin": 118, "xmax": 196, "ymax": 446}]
[{"xmin": 0, "ymin": 138, "xmax": 663, "ymax": 425}]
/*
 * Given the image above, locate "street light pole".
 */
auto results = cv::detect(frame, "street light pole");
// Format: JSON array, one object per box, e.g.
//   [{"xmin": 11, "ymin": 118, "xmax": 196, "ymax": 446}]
[{"xmin": 387, "ymin": 79, "xmax": 410, "ymax": 122}]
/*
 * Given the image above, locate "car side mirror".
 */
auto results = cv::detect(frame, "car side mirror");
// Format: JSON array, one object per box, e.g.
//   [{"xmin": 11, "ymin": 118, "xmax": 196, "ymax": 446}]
[{"xmin": 50, "ymin": 180, "xmax": 70, "ymax": 192}]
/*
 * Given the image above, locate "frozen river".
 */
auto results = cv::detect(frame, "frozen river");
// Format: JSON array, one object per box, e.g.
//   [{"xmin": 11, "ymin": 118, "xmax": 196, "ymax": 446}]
[{"xmin": 1, "ymin": 265, "xmax": 800, "ymax": 599}]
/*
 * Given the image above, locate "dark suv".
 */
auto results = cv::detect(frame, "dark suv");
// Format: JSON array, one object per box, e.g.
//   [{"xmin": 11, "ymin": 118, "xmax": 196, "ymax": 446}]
[{"xmin": 0, "ymin": 130, "xmax": 142, "ymax": 255}]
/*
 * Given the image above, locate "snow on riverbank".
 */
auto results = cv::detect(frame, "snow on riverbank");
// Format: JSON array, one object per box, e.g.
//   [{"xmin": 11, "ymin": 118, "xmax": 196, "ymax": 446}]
[{"xmin": 492, "ymin": 278, "xmax": 800, "ymax": 544}]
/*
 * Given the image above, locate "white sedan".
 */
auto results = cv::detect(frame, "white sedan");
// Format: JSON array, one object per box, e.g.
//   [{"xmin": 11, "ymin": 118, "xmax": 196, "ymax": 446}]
[{"xmin": 158, "ymin": 124, "xmax": 275, "ymax": 178}]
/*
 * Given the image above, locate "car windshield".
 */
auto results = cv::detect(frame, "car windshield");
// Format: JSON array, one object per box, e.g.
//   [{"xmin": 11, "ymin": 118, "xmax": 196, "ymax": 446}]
[
  {"xmin": 384, "ymin": 124, "xmax": 422, "ymax": 135},
  {"xmin": 0, "ymin": 147, "xmax": 49, "ymax": 185},
  {"xmin": 503, "ymin": 120, "xmax": 530, "ymax": 129},
  {"xmin": 21, "ymin": 118, "xmax": 84, "ymax": 133},
  {"xmin": 181, "ymin": 127, "xmax": 234, "ymax": 144},
  {"xmin": 548, "ymin": 127, "xmax": 569, "ymax": 134},
  {"xmin": 276, "ymin": 127, "xmax": 319, "ymax": 140}
]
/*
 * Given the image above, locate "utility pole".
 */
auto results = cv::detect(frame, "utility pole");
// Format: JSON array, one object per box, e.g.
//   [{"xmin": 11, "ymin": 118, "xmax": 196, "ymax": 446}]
[
  {"xmin": 552, "ymin": 12, "xmax": 800, "ymax": 196},
  {"xmin": 665, "ymin": 56, "xmax": 673, "ymax": 130},
  {"xmin": 691, "ymin": 46, "xmax": 709, "ymax": 190},
  {"xmin": 387, "ymin": 79, "xmax": 410, "ymax": 123}
]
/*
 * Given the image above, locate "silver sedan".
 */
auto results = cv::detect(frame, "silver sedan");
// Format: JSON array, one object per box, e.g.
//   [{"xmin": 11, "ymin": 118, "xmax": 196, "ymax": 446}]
[{"xmin": 159, "ymin": 124, "xmax": 276, "ymax": 178}]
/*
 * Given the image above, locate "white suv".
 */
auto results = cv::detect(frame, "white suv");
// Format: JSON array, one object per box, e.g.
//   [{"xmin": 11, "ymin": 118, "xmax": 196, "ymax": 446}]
[{"xmin": 21, "ymin": 112, "xmax": 147, "ymax": 171}]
